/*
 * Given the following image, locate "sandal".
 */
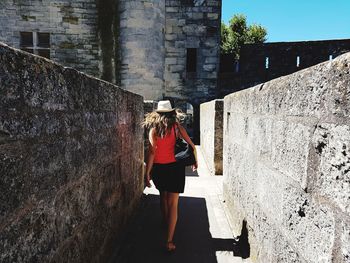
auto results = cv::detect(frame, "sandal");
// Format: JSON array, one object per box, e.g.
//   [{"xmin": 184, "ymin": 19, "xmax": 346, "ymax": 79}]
[{"xmin": 166, "ymin": 241, "xmax": 176, "ymax": 252}]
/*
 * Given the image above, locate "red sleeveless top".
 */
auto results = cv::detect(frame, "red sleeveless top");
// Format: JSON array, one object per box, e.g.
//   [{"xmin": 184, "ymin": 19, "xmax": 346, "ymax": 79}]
[{"xmin": 154, "ymin": 125, "xmax": 176, "ymax": 164}]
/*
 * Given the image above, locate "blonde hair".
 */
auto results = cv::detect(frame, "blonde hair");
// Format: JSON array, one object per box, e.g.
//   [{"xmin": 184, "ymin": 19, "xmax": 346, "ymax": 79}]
[{"xmin": 142, "ymin": 109, "xmax": 186, "ymax": 138}]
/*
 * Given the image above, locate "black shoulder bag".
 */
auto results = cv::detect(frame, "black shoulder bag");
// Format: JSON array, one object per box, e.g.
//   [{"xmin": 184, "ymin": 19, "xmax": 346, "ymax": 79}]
[{"xmin": 174, "ymin": 124, "xmax": 196, "ymax": 166}]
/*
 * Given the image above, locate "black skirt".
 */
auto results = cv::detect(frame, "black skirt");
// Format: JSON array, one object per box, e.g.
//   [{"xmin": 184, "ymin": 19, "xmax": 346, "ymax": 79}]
[{"xmin": 151, "ymin": 162, "xmax": 185, "ymax": 193}]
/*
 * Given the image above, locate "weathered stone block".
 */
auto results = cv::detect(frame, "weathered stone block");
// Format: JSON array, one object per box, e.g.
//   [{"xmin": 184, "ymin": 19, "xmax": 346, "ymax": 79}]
[
  {"xmin": 203, "ymin": 63, "xmax": 216, "ymax": 71},
  {"xmin": 270, "ymin": 120, "xmax": 312, "ymax": 188},
  {"xmin": 165, "ymin": 34, "xmax": 177, "ymax": 41},
  {"xmin": 312, "ymin": 123, "xmax": 350, "ymax": 214},
  {"xmin": 169, "ymin": 64, "xmax": 185, "ymax": 72},
  {"xmin": 207, "ymin": 13, "xmax": 219, "ymax": 19},
  {"xmin": 205, "ymin": 56, "xmax": 218, "ymax": 64},
  {"xmin": 165, "ymin": 6, "xmax": 178, "ymax": 12},
  {"xmin": 165, "ymin": 57, "xmax": 177, "ymax": 65},
  {"xmin": 192, "ymin": 12, "xmax": 203, "ymax": 19}
]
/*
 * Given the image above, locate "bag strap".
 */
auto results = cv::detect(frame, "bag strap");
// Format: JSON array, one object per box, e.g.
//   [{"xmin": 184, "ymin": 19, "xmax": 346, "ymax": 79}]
[{"xmin": 174, "ymin": 123, "xmax": 180, "ymax": 140}]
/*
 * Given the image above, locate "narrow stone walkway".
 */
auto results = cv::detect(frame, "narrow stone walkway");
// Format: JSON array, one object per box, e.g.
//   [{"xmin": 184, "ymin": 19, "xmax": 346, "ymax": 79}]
[{"xmin": 110, "ymin": 146, "xmax": 251, "ymax": 263}]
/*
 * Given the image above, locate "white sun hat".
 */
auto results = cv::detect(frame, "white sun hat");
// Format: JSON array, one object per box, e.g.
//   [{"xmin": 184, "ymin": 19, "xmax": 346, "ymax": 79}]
[{"xmin": 156, "ymin": 100, "xmax": 175, "ymax": 113}]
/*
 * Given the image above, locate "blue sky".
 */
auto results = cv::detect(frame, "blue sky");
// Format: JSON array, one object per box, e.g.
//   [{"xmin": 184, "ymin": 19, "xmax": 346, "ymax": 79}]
[{"xmin": 222, "ymin": 0, "xmax": 350, "ymax": 42}]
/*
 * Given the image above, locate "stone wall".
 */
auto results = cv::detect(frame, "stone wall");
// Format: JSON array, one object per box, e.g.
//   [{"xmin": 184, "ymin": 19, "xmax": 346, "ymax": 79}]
[
  {"xmin": 223, "ymin": 52, "xmax": 350, "ymax": 262},
  {"xmin": 200, "ymin": 99, "xmax": 223, "ymax": 175},
  {"xmin": 118, "ymin": 0, "xmax": 166, "ymax": 100},
  {"xmin": 219, "ymin": 39, "xmax": 350, "ymax": 97},
  {"xmin": 0, "ymin": 42, "xmax": 144, "ymax": 262},
  {"xmin": 143, "ymin": 100, "xmax": 157, "ymax": 162},
  {"xmin": 164, "ymin": 0, "xmax": 221, "ymax": 104},
  {"xmin": 0, "ymin": 0, "xmax": 119, "ymax": 83}
]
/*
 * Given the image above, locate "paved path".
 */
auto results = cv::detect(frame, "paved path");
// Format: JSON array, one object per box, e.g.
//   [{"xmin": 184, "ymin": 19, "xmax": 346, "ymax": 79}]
[{"xmin": 110, "ymin": 146, "xmax": 251, "ymax": 263}]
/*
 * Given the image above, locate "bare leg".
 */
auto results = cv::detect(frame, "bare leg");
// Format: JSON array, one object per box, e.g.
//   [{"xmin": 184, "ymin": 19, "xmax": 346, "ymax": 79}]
[
  {"xmin": 160, "ymin": 191, "xmax": 168, "ymax": 226},
  {"xmin": 166, "ymin": 192, "xmax": 179, "ymax": 250}
]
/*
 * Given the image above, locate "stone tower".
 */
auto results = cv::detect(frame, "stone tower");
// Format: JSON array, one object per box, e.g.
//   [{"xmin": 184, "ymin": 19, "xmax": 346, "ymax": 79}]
[{"xmin": 118, "ymin": 0, "xmax": 166, "ymax": 100}]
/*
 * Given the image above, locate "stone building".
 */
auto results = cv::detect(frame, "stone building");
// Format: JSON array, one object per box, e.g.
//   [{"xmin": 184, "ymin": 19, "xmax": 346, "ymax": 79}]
[
  {"xmin": 0, "ymin": 0, "xmax": 120, "ymax": 83},
  {"xmin": 0, "ymin": 0, "xmax": 222, "ymax": 104},
  {"xmin": 118, "ymin": 0, "xmax": 221, "ymax": 104}
]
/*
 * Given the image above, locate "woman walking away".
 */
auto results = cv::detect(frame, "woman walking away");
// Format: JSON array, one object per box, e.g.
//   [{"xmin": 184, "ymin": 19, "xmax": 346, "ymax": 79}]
[{"xmin": 143, "ymin": 100, "xmax": 198, "ymax": 252}]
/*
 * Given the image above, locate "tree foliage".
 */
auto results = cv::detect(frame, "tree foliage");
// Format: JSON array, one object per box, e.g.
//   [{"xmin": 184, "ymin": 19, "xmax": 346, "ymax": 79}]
[{"xmin": 221, "ymin": 14, "xmax": 267, "ymax": 58}]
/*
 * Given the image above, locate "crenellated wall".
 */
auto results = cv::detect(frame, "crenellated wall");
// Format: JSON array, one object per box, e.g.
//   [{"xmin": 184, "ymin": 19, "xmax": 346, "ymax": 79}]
[
  {"xmin": 219, "ymin": 39, "xmax": 350, "ymax": 97},
  {"xmin": 223, "ymin": 52, "xmax": 350, "ymax": 262},
  {"xmin": 0, "ymin": 42, "xmax": 144, "ymax": 263}
]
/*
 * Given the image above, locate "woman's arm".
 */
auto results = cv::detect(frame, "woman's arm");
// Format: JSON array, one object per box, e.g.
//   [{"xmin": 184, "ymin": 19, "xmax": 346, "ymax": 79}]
[
  {"xmin": 145, "ymin": 128, "xmax": 157, "ymax": 187},
  {"xmin": 177, "ymin": 123, "xmax": 198, "ymax": 170}
]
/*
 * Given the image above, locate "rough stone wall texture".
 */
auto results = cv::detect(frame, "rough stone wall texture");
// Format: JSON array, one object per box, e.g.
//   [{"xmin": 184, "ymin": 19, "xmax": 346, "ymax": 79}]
[
  {"xmin": 0, "ymin": 0, "xmax": 119, "ymax": 83},
  {"xmin": 0, "ymin": 43, "xmax": 144, "ymax": 263},
  {"xmin": 118, "ymin": 0, "xmax": 166, "ymax": 100},
  {"xmin": 223, "ymin": 52, "xmax": 350, "ymax": 263},
  {"xmin": 200, "ymin": 99, "xmax": 223, "ymax": 175},
  {"xmin": 143, "ymin": 100, "xmax": 157, "ymax": 162},
  {"xmin": 219, "ymin": 39, "xmax": 350, "ymax": 97},
  {"xmin": 164, "ymin": 0, "xmax": 221, "ymax": 105}
]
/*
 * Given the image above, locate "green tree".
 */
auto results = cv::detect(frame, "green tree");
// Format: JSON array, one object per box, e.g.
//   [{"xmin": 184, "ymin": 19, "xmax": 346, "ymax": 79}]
[
  {"xmin": 221, "ymin": 22, "xmax": 235, "ymax": 55},
  {"xmin": 221, "ymin": 14, "xmax": 267, "ymax": 58},
  {"xmin": 246, "ymin": 24, "xmax": 268, "ymax": 43}
]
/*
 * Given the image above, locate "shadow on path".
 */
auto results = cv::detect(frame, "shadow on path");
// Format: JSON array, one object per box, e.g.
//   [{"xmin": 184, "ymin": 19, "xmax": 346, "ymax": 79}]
[{"xmin": 110, "ymin": 193, "xmax": 249, "ymax": 263}]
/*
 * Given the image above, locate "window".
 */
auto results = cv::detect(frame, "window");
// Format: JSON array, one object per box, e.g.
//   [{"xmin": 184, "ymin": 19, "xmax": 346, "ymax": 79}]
[
  {"xmin": 296, "ymin": 56, "xmax": 300, "ymax": 67},
  {"xmin": 38, "ymin": 33, "xmax": 50, "ymax": 48},
  {"xmin": 235, "ymin": 61, "xmax": 240, "ymax": 73},
  {"xmin": 265, "ymin": 57, "xmax": 269, "ymax": 69},
  {"xmin": 20, "ymin": 32, "xmax": 33, "ymax": 47},
  {"xmin": 186, "ymin": 48, "xmax": 197, "ymax": 73},
  {"xmin": 20, "ymin": 32, "xmax": 51, "ymax": 59}
]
